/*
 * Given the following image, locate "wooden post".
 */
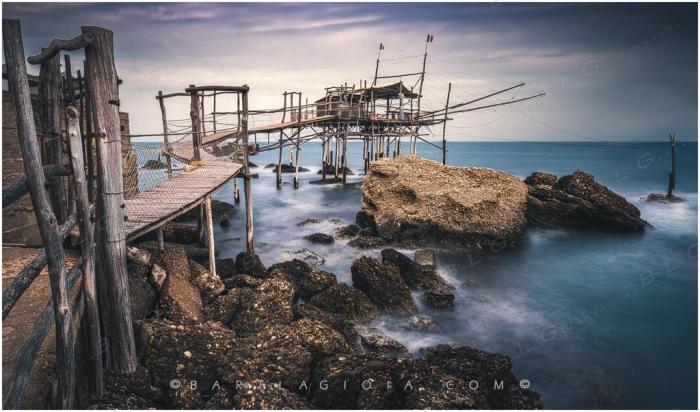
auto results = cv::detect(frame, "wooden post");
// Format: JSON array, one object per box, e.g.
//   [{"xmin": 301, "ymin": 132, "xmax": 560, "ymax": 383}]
[
  {"xmin": 157, "ymin": 91, "xmax": 172, "ymax": 176},
  {"xmin": 189, "ymin": 84, "xmax": 201, "ymax": 161},
  {"xmin": 39, "ymin": 53, "xmax": 68, "ymax": 224},
  {"xmin": 334, "ymin": 124, "xmax": 340, "ymax": 180},
  {"xmin": 3, "ymin": 19, "xmax": 76, "ymax": 407},
  {"xmin": 342, "ymin": 124, "xmax": 348, "ymax": 184},
  {"xmin": 82, "ymin": 25, "xmax": 137, "ymax": 373},
  {"xmin": 442, "ymin": 82, "xmax": 451, "ymax": 165},
  {"xmin": 277, "ymin": 92, "xmax": 287, "ymax": 188},
  {"xmin": 66, "ymin": 105, "xmax": 103, "ymax": 399},
  {"xmin": 241, "ymin": 90, "xmax": 255, "ymax": 254},
  {"xmin": 83, "ymin": 59, "xmax": 95, "ymax": 201},
  {"xmin": 294, "ymin": 93, "xmax": 301, "ymax": 188},
  {"xmin": 204, "ymin": 196, "xmax": 217, "ymax": 277},
  {"xmin": 233, "ymin": 178, "xmax": 240, "ymax": 203},
  {"xmin": 321, "ymin": 131, "xmax": 327, "ymax": 180},
  {"xmin": 212, "ymin": 91, "xmax": 217, "ymax": 133},
  {"xmin": 156, "ymin": 227, "xmax": 164, "ymax": 250},
  {"xmin": 667, "ymin": 132, "xmax": 677, "ymax": 197}
]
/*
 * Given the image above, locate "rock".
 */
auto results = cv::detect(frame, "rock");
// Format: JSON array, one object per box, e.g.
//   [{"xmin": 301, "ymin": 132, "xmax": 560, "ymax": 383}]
[
  {"xmin": 357, "ymin": 327, "xmax": 408, "ymax": 355},
  {"xmin": 98, "ymin": 367, "xmax": 162, "ymax": 409},
  {"xmin": 381, "ymin": 248, "xmax": 430, "ymax": 289},
  {"xmin": 303, "ymin": 232, "xmax": 334, "ymax": 244},
  {"xmin": 219, "ymin": 218, "xmax": 230, "ymax": 227},
  {"xmin": 294, "ymin": 304, "xmax": 360, "ymax": 351},
  {"xmin": 327, "ymin": 218, "xmax": 345, "ymax": 225},
  {"xmin": 264, "ymin": 163, "xmax": 277, "ymax": 168},
  {"xmin": 233, "ymin": 381, "xmax": 309, "ymax": 409},
  {"xmin": 526, "ymin": 170, "xmax": 649, "ymax": 231},
  {"xmin": 216, "ymin": 257, "xmax": 237, "ymax": 278},
  {"xmin": 271, "ymin": 163, "xmax": 310, "ymax": 173},
  {"xmin": 161, "ymin": 222, "xmax": 200, "ymax": 244},
  {"xmin": 297, "ymin": 218, "xmax": 321, "ymax": 226},
  {"xmin": 251, "ymin": 318, "xmax": 353, "ymax": 362},
  {"xmin": 309, "ymin": 283, "xmax": 379, "ymax": 322},
  {"xmin": 336, "ymin": 224, "xmax": 360, "ymax": 238},
  {"xmin": 360, "ymin": 156, "xmax": 528, "ymax": 250},
  {"xmin": 317, "ymin": 164, "xmax": 354, "ymax": 175},
  {"xmin": 128, "ymin": 264, "xmax": 159, "ymax": 321},
  {"xmin": 405, "ymin": 315, "xmax": 442, "ymax": 332},
  {"xmin": 287, "ymin": 248, "xmax": 325, "ymax": 267},
  {"xmin": 223, "ymin": 274, "xmax": 262, "ymax": 289},
  {"xmin": 143, "ymin": 158, "xmax": 167, "ymax": 169},
  {"xmin": 351, "ymin": 256, "xmax": 416, "ymax": 314},
  {"xmin": 203, "ymin": 289, "xmax": 243, "ymax": 325},
  {"xmin": 422, "ymin": 284, "xmax": 455, "ymax": 310},
  {"xmin": 127, "ymin": 246, "xmax": 151, "ymax": 266},
  {"xmin": 154, "ymin": 245, "xmax": 203, "ymax": 322},
  {"xmin": 188, "ymin": 260, "xmax": 225, "ymax": 304},
  {"xmin": 268, "ymin": 259, "xmax": 338, "ymax": 299},
  {"xmin": 235, "ymin": 251, "xmax": 267, "ymax": 278},
  {"xmin": 524, "ymin": 171, "xmax": 557, "ymax": 188},
  {"xmin": 646, "ymin": 193, "xmax": 685, "ymax": 203},
  {"xmin": 355, "ymin": 210, "xmax": 376, "ymax": 229},
  {"xmin": 232, "ymin": 277, "xmax": 295, "ymax": 335},
  {"xmin": 150, "ymin": 264, "xmax": 167, "ymax": 291},
  {"xmin": 347, "ymin": 235, "xmax": 386, "ymax": 249}
]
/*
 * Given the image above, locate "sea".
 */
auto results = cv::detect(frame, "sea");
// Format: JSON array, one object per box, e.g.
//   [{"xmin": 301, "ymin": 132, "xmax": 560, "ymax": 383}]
[{"xmin": 135, "ymin": 140, "xmax": 698, "ymax": 409}]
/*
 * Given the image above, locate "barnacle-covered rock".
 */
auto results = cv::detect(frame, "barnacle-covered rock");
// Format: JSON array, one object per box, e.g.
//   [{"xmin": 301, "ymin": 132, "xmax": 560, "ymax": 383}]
[
  {"xmin": 351, "ymin": 256, "xmax": 416, "ymax": 314},
  {"xmin": 188, "ymin": 260, "xmax": 225, "ymax": 304},
  {"xmin": 232, "ymin": 381, "xmax": 309, "ymax": 409},
  {"xmin": 309, "ymin": 283, "xmax": 378, "ymax": 322}
]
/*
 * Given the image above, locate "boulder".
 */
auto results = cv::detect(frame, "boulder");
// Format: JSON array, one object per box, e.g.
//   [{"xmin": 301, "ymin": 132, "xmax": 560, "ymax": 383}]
[
  {"xmin": 216, "ymin": 257, "xmax": 237, "ymax": 278},
  {"xmin": 128, "ymin": 264, "xmax": 159, "ymax": 321},
  {"xmin": 174, "ymin": 199, "xmax": 236, "ymax": 223},
  {"xmin": 294, "ymin": 303, "xmax": 360, "ymax": 351},
  {"xmin": 271, "ymin": 163, "xmax": 310, "ymax": 173},
  {"xmin": 360, "ymin": 156, "xmax": 528, "ymax": 250},
  {"xmin": 231, "ymin": 277, "xmax": 295, "ymax": 335},
  {"xmin": 127, "ymin": 246, "xmax": 151, "ymax": 266},
  {"xmin": 188, "ymin": 260, "xmax": 225, "ymax": 304},
  {"xmin": 336, "ymin": 224, "xmax": 360, "ymax": 238},
  {"xmin": 154, "ymin": 245, "xmax": 203, "ymax": 322},
  {"xmin": 405, "ymin": 314, "xmax": 442, "ymax": 332},
  {"xmin": 161, "ymin": 222, "xmax": 200, "ymax": 244},
  {"xmin": 317, "ymin": 164, "xmax": 354, "ymax": 176},
  {"xmin": 303, "ymin": 232, "xmax": 334, "ymax": 244},
  {"xmin": 523, "ymin": 171, "xmax": 557, "ymax": 188},
  {"xmin": 357, "ymin": 327, "xmax": 408, "ymax": 355},
  {"xmin": 233, "ymin": 381, "xmax": 309, "ymax": 409},
  {"xmin": 525, "ymin": 170, "xmax": 649, "ymax": 231},
  {"xmin": 203, "ymin": 288, "xmax": 243, "ymax": 325},
  {"xmin": 309, "ymin": 283, "xmax": 379, "ymax": 322},
  {"xmin": 234, "ymin": 251, "xmax": 267, "ymax": 278},
  {"xmin": 422, "ymin": 285, "xmax": 455, "ymax": 310},
  {"xmin": 267, "ymin": 259, "xmax": 337, "ymax": 298},
  {"xmin": 355, "ymin": 210, "xmax": 376, "ymax": 230},
  {"xmin": 351, "ymin": 256, "xmax": 416, "ymax": 314}
]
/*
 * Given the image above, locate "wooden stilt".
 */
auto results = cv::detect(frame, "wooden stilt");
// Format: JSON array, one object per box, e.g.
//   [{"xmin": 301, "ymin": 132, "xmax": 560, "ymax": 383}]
[
  {"xmin": 156, "ymin": 227, "xmax": 164, "ymax": 250},
  {"xmin": 157, "ymin": 91, "xmax": 173, "ymax": 176},
  {"xmin": 189, "ymin": 84, "xmax": 201, "ymax": 161},
  {"xmin": 277, "ymin": 92, "xmax": 287, "ymax": 188},
  {"xmin": 241, "ymin": 90, "xmax": 255, "ymax": 254},
  {"xmin": 204, "ymin": 196, "xmax": 216, "ymax": 277},
  {"xmin": 233, "ymin": 178, "xmax": 240, "ymax": 203},
  {"xmin": 442, "ymin": 82, "xmax": 451, "ymax": 165},
  {"xmin": 667, "ymin": 132, "xmax": 677, "ymax": 197},
  {"xmin": 341, "ymin": 125, "xmax": 348, "ymax": 184}
]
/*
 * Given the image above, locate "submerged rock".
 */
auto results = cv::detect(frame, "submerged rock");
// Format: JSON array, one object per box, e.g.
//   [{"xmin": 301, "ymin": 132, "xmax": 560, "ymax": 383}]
[
  {"xmin": 336, "ymin": 224, "xmax": 360, "ymax": 238},
  {"xmin": 361, "ymin": 156, "xmax": 528, "ymax": 250},
  {"xmin": 347, "ymin": 235, "xmax": 386, "ymax": 249},
  {"xmin": 317, "ymin": 164, "xmax": 354, "ymax": 176},
  {"xmin": 297, "ymin": 218, "xmax": 321, "ymax": 226},
  {"xmin": 351, "ymin": 256, "xmax": 416, "ymax": 314},
  {"xmin": 271, "ymin": 163, "xmax": 310, "ymax": 173},
  {"xmin": 309, "ymin": 283, "xmax": 379, "ymax": 322},
  {"xmin": 406, "ymin": 314, "xmax": 443, "ymax": 332},
  {"xmin": 646, "ymin": 193, "xmax": 684, "ymax": 203},
  {"xmin": 303, "ymin": 232, "xmax": 335, "ymax": 244},
  {"xmin": 525, "ymin": 170, "xmax": 649, "ymax": 231}
]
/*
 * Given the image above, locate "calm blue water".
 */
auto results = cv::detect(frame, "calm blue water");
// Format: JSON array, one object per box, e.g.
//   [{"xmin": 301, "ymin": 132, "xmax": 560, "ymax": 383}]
[{"xmin": 138, "ymin": 140, "xmax": 698, "ymax": 409}]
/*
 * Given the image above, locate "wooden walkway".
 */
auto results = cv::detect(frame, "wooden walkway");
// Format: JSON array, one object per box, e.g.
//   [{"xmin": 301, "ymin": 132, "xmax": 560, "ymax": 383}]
[{"xmin": 123, "ymin": 159, "xmax": 243, "ymax": 241}]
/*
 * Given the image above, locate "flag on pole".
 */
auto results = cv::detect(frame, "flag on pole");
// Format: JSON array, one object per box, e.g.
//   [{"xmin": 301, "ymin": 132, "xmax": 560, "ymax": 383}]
[
  {"xmin": 427, "ymin": 34, "xmax": 435, "ymax": 43},
  {"xmin": 379, "ymin": 43, "xmax": 384, "ymax": 50}
]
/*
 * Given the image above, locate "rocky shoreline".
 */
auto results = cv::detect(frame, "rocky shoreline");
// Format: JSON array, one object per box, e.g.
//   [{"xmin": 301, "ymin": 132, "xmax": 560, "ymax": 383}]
[{"xmin": 102, "ymin": 220, "xmax": 542, "ymax": 408}]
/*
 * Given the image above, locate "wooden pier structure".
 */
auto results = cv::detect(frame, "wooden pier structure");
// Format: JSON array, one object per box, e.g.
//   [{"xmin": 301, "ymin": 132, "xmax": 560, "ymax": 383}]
[{"xmin": 2, "ymin": 20, "xmax": 544, "ymax": 409}]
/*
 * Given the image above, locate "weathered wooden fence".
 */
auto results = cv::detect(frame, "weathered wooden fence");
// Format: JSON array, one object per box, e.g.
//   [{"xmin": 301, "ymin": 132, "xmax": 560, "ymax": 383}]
[{"xmin": 2, "ymin": 19, "xmax": 136, "ymax": 408}]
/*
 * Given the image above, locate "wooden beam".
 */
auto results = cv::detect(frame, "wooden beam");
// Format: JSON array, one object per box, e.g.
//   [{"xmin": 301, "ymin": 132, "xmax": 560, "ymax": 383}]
[
  {"xmin": 157, "ymin": 91, "xmax": 173, "ymax": 176},
  {"xmin": 204, "ymin": 196, "xmax": 216, "ymax": 277},
  {"xmin": 26, "ymin": 32, "xmax": 94, "ymax": 65},
  {"xmin": 2, "ymin": 164, "xmax": 72, "ymax": 207},
  {"xmin": 81, "ymin": 25, "xmax": 137, "ymax": 373},
  {"xmin": 66, "ymin": 105, "xmax": 104, "ymax": 399},
  {"xmin": 3, "ymin": 18, "xmax": 76, "ymax": 408}
]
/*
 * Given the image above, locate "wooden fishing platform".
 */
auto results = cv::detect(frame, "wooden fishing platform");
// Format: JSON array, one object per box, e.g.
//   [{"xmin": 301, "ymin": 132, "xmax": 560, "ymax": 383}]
[{"xmin": 123, "ymin": 159, "xmax": 243, "ymax": 241}]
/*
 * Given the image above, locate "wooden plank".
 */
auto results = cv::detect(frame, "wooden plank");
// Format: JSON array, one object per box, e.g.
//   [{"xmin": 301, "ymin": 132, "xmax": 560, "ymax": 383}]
[{"xmin": 2, "ymin": 164, "xmax": 72, "ymax": 207}]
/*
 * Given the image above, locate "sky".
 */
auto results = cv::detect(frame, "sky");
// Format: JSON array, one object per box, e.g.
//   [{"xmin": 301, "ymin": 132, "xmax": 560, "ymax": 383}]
[{"xmin": 3, "ymin": 2, "xmax": 698, "ymax": 142}]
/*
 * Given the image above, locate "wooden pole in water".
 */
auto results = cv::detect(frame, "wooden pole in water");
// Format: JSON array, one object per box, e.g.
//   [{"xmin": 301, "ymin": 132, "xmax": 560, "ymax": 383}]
[
  {"xmin": 39, "ymin": 53, "xmax": 68, "ymax": 224},
  {"xmin": 442, "ymin": 82, "xmax": 451, "ymax": 165},
  {"xmin": 342, "ymin": 124, "xmax": 348, "ymax": 183},
  {"xmin": 294, "ymin": 93, "xmax": 302, "ymax": 188},
  {"xmin": 204, "ymin": 196, "xmax": 217, "ymax": 277},
  {"xmin": 82, "ymin": 24, "xmax": 137, "ymax": 374},
  {"xmin": 234, "ymin": 178, "xmax": 240, "ymax": 203},
  {"xmin": 334, "ymin": 123, "xmax": 340, "ymax": 180},
  {"xmin": 277, "ymin": 92, "xmax": 287, "ymax": 188},
  {"xmin": 157, "ymin": 91, "xmax": 173, "ymax": 177},
  {"xmin": 66, "ymin": 105, "xmax": 103, "ymax": 399},
  {"xmin": 321, "ymin": 128, "xmax": 327, "ymax": 180},
  {"xmin": 241, "ymin": 89, "xmax": 255, "ymax": 253},
  {"xmin": 667, "ymin": 132, "xmax": 677, "ymax": 197},
  {"xmin": 3, "ymin": 19, "xmax": 76, "ymax": 408}
]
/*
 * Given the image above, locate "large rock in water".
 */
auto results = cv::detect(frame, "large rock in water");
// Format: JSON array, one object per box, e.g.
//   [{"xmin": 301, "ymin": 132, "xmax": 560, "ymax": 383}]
[
  {"xmin": 360, "ymin": 156, "xmax": 528, "ymax": 250},
  {"xmin": 525, "ymin": 170, "xmax": 649, "ymax": 231}
]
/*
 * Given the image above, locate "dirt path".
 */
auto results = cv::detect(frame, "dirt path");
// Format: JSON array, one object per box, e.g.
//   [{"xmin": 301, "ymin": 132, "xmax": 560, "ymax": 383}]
[{"xmin": 2, "ymin": 246, "xmax": 78, "ymax": 409}]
